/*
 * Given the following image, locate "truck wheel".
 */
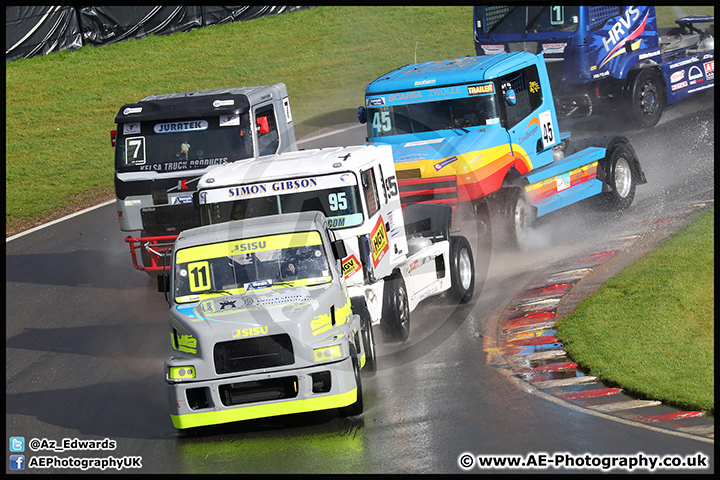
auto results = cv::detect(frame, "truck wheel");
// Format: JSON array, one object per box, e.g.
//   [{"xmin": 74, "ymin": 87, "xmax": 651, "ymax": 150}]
[
  {"xmin": 628, "ymin": 69, "xmax": 664, "ymax": 129},
  {"xmin": 351, "ymin": 297, "xmax": 376, "ymax": 373},
  {"xmin": 496, "ymin": 187, "xmax": 534, "ymax": 250},
  {"xmin": 599, "ymin": 142, "xmax": 638, "ymax": 210},
  {"xmin": 448, "ymin": 236, "xmax": 475, "ymax": 304},
  {"xmin": 338, "ymin": 343, "xmax": 363, "ymax": 417},
  {"xmin": 381, "ymin": 273, "xmax": 410, "ymax": 342},
  {"xmin": 454, "ymin": 201, "xmax": 490, "ymax": 298},
  {"xmin": 361, "ymin": 321, "xmax": 377, "ymax": 374}
]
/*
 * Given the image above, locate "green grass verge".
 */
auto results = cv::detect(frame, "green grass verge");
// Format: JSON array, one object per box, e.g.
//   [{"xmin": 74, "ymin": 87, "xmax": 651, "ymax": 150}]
[
  {"xmin": 5, "ymin": 6, "xmax": 475, "ymax": 235},
  {"xmin": 556, "ymin": 209, "xmax": 715, "ymax": 414},
  {"xmin": 7, "ymin": 6, "xmax": 712, "ymax": 235}
]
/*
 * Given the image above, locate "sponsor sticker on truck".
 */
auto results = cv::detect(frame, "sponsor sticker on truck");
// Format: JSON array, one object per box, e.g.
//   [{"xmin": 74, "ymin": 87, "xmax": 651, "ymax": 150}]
[{"xmin": 370, "ymin": 215, "xmax": 389, "ymax": 267}]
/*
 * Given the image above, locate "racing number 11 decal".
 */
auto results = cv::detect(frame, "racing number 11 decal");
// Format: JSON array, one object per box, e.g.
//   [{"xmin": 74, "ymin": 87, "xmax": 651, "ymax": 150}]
[
  {"xmin": 188, "ymin": 261, "xmax": 211, "ymax": 292},
  {"xmin": 539, "ymin": 110, "xmax": 554, "ymax": 149}
]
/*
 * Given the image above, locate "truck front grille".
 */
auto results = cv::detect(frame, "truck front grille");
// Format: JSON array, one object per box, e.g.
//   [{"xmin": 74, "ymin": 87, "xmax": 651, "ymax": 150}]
[
  {"xmin": 140, "ymin": 204, "xmax": 200, "ymax": 236},
  {"xmin": 398, "ymin": 175, "xmax": 458, "ymax": 206},
  {"xmin": 219, "ymin": 376, "xmax": 298, "ymax": 406},
  {"xmin": 214, "ymin": 334, "xmax": 294, "ymax": 375}
]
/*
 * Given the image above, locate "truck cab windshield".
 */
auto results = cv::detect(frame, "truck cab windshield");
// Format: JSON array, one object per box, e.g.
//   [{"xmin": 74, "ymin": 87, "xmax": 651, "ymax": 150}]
[
  {"xmin": 116, "ymin": 114, "xmax": 253, "ymax": 173},
  {"xmin": 173, "ymin": 231, "xmax": 331, "ymax": 303},
  {"xmin": 200, "ymin": 183, "xmax": 364, "ymax": 230},
  {"xmin": 482, "ymin": 5, "xmax": 579, "ymax": 35},
  {"xmin": 367, "ymin": 94, "xmax": 501, "ymax": 138}
]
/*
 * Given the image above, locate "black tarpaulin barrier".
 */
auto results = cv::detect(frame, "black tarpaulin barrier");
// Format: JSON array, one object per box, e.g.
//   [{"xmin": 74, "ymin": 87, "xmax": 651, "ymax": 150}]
[
  {"xmin": 198, "ymin": 6, "xmax": 309, "ymax": 26},
  {"xmin": 6, "ymin": 5, "xmax": 83, "ymax": 61},
  {"xmin": 6, "ymin": 5, "xmax": 312, "ymax": 61},
  {"xmin": 78, "ymin": 6, "xmax": 205, "ymax": 46}
]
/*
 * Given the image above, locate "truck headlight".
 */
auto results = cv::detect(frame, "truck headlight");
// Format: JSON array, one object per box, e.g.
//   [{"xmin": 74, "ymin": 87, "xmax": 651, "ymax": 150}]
[
  {"xmin": 169, "ymin": 366, "xmax": 196, "ymax": 380},
  {"xmin": 313, "ymin": 345, "xmax": 343, "ymax": 363}
]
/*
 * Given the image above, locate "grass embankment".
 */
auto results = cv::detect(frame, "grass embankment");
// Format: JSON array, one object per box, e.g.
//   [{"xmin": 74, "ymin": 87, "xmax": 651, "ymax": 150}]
[
  {"xmin": 557, "ymin": 209, "xmax": 714, "ymax": 414},
  {"xmin": 8, "ymin": 5, "xmax": 712, "ymax": 236},
  {"xmin": 5, "ymin": 6, "xmax": 475, "ymax": 235}
]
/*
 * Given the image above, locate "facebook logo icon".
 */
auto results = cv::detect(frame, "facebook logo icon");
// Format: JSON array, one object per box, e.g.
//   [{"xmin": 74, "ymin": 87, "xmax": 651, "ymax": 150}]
[{"xmin": 9, "ymin": 454, "xmax": 25, "ymax": 470}]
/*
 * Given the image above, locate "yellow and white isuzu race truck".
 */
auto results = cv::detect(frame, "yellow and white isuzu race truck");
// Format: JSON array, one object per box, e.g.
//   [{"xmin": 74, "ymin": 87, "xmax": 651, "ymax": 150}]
[
  {"xmin": 160, "ymin": 211, "xmax": 367, "ymax": 429},
  {"xmin": 112, "ymin": 84, "xmax": 297, "ymax": 273},
  {"xmin": 193, "ymin": 144, "xmax": 477, "ymax": 344}
]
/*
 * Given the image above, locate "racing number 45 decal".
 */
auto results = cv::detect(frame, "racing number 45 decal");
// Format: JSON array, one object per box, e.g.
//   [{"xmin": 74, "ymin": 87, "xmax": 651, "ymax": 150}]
[{"xmin": 539, "ymin": 110, "xmax": 554, "ymax": 149}]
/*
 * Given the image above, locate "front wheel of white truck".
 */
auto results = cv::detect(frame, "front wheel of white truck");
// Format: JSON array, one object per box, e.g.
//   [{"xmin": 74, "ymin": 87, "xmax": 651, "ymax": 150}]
[
  {"xmin": 381, "ymin": 272, "xmax": 410, "ymax": 343},
  {"xmin": 447, "ymin": 236, "xmax": 475, "ymax": 304}
]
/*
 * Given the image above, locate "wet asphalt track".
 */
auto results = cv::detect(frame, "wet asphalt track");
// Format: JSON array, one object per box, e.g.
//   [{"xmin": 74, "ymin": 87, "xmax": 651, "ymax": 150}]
[{"xmin": 6, "ymin": 92, "xmax": 714, "ymax": 473}]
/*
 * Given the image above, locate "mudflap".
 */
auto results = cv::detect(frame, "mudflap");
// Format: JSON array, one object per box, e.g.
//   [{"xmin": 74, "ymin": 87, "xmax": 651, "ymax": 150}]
[{"xmin": 565, "ymin": 135, "xmax": 647, "ymax": 188}]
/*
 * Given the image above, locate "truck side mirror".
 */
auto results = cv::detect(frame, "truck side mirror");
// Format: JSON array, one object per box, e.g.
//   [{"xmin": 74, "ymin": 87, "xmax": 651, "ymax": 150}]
[
  {"xmin": 357, "ymin": 106, "xmax": 367, "ymax": 124},
  {"xmin": 158, "ymin": 273, "xmax": 170, "ymax": 304},
  {"xmin": 158, "ymin": 273, "xmax": 170, "ymax": 293},
  {"xmin": 331, "ymin": 239, "xmax": 347, "ymax": 261},
  {"xmin": 504, "ymin": 89, "xmax": 517, "ymax": 106},
  {"xmin": 110, "ymin": 129, "xmax": 117, "ymax": 147}
]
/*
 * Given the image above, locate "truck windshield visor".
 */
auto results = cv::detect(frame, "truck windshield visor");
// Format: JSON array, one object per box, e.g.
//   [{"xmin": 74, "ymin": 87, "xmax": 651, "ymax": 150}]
[
  {"xmin": 173, "ymin": 230, "xmax": 331, "ymax": 303},
  {"xmin": 199, "ymin": 173, "xmax": 364, "ymax": 229},
  {"xmin": 481, "ymin": 5, "xmax": 579, "ymax": 35},
  {"xmin": 115, "ymin": 114, "xmax": 253, "ymax": 173},
  {"xmin": 366, "ymin": 88, "xmax": 501, "ymax": 138}
]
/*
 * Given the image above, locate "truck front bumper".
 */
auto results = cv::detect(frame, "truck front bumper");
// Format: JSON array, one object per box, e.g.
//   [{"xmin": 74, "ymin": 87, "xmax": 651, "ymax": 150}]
[{"xmin": 167, "ymin": 357, "xmax": 357, "ymax": 429}]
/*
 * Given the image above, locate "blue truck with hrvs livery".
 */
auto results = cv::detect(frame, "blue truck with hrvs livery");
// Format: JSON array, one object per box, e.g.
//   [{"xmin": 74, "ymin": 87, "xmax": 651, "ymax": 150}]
[{"xmin": 473, "ymin": 5, "xmax": 714, "ymax": 128}]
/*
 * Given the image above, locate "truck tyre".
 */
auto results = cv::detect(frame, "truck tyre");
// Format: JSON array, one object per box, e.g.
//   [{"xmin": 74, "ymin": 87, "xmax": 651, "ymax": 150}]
[
  {"xmin": 627, "ymin": 69, "xmax": 664, "ymax": 129},
  {"xmin": 381, "ymin": 272, "xmax": 410, "ymax": 342},
  {"xmin": 448, "ymin": 236, "xmax": 475, "ymax": 304},
  {"xmin": 598, "ymin": 142, "xmax": 638, "ymax": 210},
  {"xmin": 361, "ymin": 321, "xmax": 377, "ymax": 374},
  {"xmin": 496, "ymin": 187, "xmax": 534, "ymax": 250},
  {"xmin": 455, "ymin": 200, "xmax": 490, "ymax": 298},
  {"xmin": 360, "ymin": 319, "xmax": 377, "ymax": 374},
  {"xmin": 351, "ymin": 297, "xmax": 376, "ymax": 373},
  {"xmin": 338, "ymin": 343, "xmax": 363, "ymax": 417}
]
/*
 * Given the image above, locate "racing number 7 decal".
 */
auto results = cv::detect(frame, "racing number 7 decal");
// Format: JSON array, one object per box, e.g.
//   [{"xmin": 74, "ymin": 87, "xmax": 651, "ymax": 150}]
[
  {"xmin": 125, "ymin": 137, "xmax": 146, "ymax": 166},
  {"xmin": 188, "ymin": 261, "xmax": 211, "ymax": 292}
]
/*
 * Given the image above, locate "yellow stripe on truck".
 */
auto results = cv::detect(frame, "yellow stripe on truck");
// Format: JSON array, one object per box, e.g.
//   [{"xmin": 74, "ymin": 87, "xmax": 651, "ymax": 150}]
[
  {"xmin": 170, "ymin": 388, "xmax": 358, "ymax": 429},
  {"xmin": 176, "ymin": 231, "xmax": 322, "ymax": 264}
]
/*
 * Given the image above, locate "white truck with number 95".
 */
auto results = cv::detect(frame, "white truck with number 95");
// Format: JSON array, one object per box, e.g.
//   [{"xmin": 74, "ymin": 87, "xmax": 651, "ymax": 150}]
[{"xmin": 194, "ymin": 144, "xmax": 476, "ymax": 344}]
